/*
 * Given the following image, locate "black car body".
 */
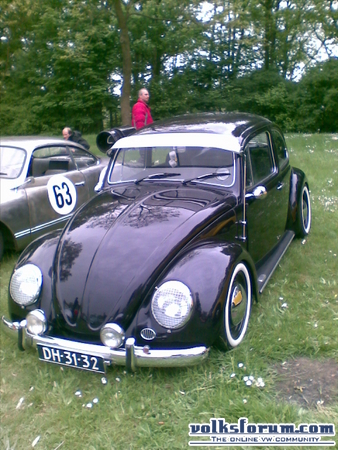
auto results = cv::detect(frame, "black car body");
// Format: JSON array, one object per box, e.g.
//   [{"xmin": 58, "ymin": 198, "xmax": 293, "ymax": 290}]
[{"xmin": 2, "ymin": 113, "xmax": 311, "ymax": 373}]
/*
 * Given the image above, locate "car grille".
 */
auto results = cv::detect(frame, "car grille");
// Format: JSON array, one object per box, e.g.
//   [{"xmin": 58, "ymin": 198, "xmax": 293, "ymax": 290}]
[{"xmin": 140, "ymin": 328, "xmax": 156, "ymax": 341}]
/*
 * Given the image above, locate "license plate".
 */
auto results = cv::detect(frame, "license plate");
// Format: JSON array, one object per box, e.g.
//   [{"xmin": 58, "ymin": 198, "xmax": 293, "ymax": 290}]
[{"xmin": 37, "ymin": 345, "xmax": 105, "ymax": 373}]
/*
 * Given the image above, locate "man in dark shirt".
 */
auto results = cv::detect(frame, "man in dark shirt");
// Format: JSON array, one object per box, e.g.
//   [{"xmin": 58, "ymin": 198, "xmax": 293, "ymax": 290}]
[{"xmin": 62, "ymin": 127, "xmax": 90, "ymax": 150}]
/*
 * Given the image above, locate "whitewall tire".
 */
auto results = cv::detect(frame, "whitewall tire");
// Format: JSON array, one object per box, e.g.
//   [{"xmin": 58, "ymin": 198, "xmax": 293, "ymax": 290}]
[{"xmin": 219, "ymin": 262, "xmax": 252, "ymax": 349}]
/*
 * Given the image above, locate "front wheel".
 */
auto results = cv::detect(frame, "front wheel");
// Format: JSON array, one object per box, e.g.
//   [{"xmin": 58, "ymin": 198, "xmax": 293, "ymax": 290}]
[
  {"xmin": 296, "ymin": 184, "xmax": 311, "ymax": 237},
  {"xmin": 218, "ymin": 263, "xmax": 252, "ymax": 350}
]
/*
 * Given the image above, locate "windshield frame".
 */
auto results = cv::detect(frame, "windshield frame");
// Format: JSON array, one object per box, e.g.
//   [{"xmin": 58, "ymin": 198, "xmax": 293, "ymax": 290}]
[{"xmin": 107, "ymin": 145, "xmax": 236, "ymax": 189}]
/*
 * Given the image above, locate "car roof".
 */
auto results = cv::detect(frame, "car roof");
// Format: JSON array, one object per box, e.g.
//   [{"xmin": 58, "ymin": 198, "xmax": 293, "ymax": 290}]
[
  {"xmin": 114, "ymin": 112, "xmax": 272, "ymax": 153},
  {"xmin": 0, "ymin": 136, "xmax": 85, "ymax": 152},
  {"xmin": 139, "ymin": 112, "xmax": 271, "ymax": 135}
]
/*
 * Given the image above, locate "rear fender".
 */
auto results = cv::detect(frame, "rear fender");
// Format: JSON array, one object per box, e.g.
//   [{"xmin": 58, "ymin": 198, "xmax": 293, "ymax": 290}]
[{"xmin": 286, "ymin": 167, "xmax": 308, "ymax": 230}]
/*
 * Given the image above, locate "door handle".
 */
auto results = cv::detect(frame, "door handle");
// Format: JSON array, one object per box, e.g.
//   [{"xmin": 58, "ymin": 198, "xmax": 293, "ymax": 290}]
[
  {"xmin": 245, "ymin": 185, "xmax": 267, "ymax": 200},
  {"xmin": 75, "ymin": 181, "xmax": 85, "ymax": 186},
  {"xmin": 277, "ymin": 182, "xmax": 284, "ymax": 190}
]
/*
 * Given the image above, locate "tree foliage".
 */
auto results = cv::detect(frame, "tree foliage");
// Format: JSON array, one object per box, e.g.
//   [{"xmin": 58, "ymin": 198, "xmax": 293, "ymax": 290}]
[
  {"xmin": 1, "ymin": 0, "xmax": 120, "ymax": 134},
  {"xmin": 292, "ymin": 58, "xmax": 338, "ymax": 132},
  {"xmin": 1, "ymin": 0, "xmax": 337, "ymax": 135}
]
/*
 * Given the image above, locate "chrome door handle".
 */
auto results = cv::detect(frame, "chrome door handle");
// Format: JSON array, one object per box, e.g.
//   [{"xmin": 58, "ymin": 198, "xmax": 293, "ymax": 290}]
[
  {"xmin": 245, "ymin": 185, "xmax": 267, "ymax": 200},
  {"xmin": 277, "ymin": 182, "xmax": 284, "ymax": 190},
  {"xmin": 75, "ymin": 181, "xmax": 85, "ymax": 186}
]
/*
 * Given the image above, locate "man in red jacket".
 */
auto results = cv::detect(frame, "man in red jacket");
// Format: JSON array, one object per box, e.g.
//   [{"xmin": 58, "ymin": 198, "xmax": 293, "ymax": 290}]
[{"xmin": 131, "ymin": 88, "xmax": 154, "ymax": 129}]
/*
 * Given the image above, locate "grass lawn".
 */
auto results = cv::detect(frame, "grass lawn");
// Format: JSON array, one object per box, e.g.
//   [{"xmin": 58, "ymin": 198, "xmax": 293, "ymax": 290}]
[
  {"xmin": 1, "ymin": 134, "xmax": 337, "ymax": 449},
  {"xmin": 85, "ymin": 134, "xmax": 102, "ymax": 156}
]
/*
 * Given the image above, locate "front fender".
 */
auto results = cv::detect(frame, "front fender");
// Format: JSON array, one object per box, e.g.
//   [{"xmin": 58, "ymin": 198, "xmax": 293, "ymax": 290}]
[
  {"xmin": 8, "ymin": 230, "xmax": 62, "ymax": 322},
  {"xmin": 286, "ymin": 167, "xmax": 308, "ymax": 230},
  {"xmin": 132, "ymin": 240, "xmax": 257, "ymax": 348}
]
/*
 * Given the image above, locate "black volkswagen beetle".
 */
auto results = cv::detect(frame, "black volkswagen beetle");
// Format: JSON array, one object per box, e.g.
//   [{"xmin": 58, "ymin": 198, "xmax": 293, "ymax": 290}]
[{"xmin": 2, "ymin": 113, "xmax": 311, "ymax": 373}]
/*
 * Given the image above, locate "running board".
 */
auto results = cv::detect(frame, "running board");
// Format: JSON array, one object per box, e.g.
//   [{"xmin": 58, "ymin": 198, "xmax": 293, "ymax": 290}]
[{"xmin": 256, "ymin": 230, "xmax": 295, "ymax": 293}]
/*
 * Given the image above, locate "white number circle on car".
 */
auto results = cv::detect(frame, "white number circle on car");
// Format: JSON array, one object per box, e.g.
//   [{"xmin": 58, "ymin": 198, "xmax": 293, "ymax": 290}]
[{"xmin": 47, "ymin": 175, "xmax": 77, "ymax": 215}]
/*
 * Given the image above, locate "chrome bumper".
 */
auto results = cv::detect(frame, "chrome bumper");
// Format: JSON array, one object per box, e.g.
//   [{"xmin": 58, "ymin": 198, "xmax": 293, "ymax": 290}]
[{"xmin": 1, "ymin": 316, "xmax": 209, "ymax": 371}]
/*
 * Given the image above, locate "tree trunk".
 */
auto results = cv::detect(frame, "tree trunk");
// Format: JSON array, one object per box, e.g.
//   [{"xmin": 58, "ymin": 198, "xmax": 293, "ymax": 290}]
[{"xmin": 112, "ymin": 0, "xmax": 132, "ymax": 125}]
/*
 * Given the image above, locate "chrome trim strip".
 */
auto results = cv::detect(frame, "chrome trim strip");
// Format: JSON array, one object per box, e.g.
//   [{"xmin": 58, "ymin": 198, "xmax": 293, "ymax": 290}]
[
  {"xmin": 1, "ymin": 316, "xmax": 209, "ymax": 370},
  {"xmin": 242, "ymin": 152, "xmax": 247, "ymax": 242},
  {"xmin": 14, "ymin": 214, "xmax": 73, "ymax": 239},
  {"xmin": 14, "ymin": 229, "xmax": 32, "ymax": 239}
]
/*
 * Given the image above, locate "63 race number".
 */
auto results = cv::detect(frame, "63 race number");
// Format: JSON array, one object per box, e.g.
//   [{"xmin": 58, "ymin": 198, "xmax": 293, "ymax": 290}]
[{"xmin": 47, "ymin": 175, "xmax": 78, "ymax": 215}]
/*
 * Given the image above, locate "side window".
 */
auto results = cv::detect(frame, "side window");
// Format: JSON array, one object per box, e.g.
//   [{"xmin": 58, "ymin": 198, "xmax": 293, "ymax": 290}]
[
  {"xmin": 245, "ymin": 132, "xmax": 274, "ymax": 185},
  {"xmin": 152, "ymin": 147, "xmax": 170, "ymax": 166},
  {"xmin": 30, "ymin": 146, "xmax": 71, "ymax": 177},
  {"xmin": 272, "ymin": 129, "xmax": 288, "ymax": 169},
  {"xmin": 69, "ymin": 146, "xmax": 97, "ymax": 169}
]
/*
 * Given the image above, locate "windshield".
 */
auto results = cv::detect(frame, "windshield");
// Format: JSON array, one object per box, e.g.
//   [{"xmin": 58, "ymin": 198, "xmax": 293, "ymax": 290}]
[
  {"xmin": 109, "ymin": 146, "xmax": 235, "ymax": 187},
  {"xmin": 0, "ymin": 146, "xmax": 27, "ymax": 179}
]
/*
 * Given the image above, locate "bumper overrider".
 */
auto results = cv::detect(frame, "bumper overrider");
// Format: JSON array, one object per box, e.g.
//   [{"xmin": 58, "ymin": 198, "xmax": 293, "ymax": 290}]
[{"xmin": 1, "ymin": 316, "xmax": 209, "ymax": 372}]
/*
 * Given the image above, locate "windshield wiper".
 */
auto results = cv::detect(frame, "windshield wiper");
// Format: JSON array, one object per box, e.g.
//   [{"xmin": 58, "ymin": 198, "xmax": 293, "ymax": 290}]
[
  {"xmin": 135, "ymin": 172, "xmax": 181, "ymax": 184},
  {"xmin": 0, "ymin": 172, "xmax": 8, "ymax": 175},
  {"xmin": 183, "ymin": 169, "xmax": 231, "ymax": 185}
]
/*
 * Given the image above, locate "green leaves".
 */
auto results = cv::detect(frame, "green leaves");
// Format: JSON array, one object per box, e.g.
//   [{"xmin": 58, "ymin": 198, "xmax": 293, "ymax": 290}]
[
  {"xmin": 1, "ymin": 0, "xmax": 120, "ymax": 134},
  {"xmin": 1, "ymin": 0, "xmax": 337, "ymax": 134}
]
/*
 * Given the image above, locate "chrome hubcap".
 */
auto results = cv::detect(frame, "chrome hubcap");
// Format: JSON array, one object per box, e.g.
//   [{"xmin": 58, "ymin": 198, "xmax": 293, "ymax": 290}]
[
  {"xmin": 303, "ymin": 192, "xmax": 308, "ymax": 228},
  {"xmin": 230, "ymin": 279, "xmax": 247, "ymax": 338}
]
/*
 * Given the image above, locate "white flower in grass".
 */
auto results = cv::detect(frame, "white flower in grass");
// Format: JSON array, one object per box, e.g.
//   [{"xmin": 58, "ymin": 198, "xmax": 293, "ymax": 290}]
[{"xmin": 32, "ymin": 436, "xmax": 40, "ymax": 448}]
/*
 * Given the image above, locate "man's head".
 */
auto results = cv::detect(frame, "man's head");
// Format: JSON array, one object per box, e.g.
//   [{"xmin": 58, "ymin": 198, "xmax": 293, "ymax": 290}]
[
  {"xmin": 62, "ymin": 127, "xmax": 72, "ymax": 140},
  {"xmin": 138, "ymin": 88, "xmax": 150, "ymax": 104}
]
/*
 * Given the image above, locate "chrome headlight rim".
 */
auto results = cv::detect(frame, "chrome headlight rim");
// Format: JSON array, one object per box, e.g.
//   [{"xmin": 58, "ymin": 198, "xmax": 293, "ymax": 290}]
[
  {"xmin": 26, "ymin": 309, "xmax": 48, "ymax": 336},
  {"xmin": 10, "ymin": 263, "xmax": 43, "ymax": 306},
  {"xmin": 151, "ymin": 280, "xmax": 193, "ymax": 330},
  {"xmin": 100, "ymin": 323, "xmax": 125, "ymax": 349}
]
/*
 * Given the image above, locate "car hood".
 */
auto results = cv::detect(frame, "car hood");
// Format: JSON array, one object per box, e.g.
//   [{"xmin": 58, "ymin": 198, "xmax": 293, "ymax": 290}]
[{"xmin": 53, "ymin": 183, "xmax": 236, "ymax": 333}]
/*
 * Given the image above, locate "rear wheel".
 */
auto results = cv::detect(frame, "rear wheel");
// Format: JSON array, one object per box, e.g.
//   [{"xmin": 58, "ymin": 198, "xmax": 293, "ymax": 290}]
[
  {"xmin": 218, "ymin": 263, "xmax": 252, "ymax": 350},
  {"xmin": 296, "ymin": 184, "xmax": 311, "ymax": 237}
]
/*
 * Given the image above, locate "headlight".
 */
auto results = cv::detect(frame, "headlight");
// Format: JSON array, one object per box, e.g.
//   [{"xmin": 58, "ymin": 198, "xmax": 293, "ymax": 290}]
[
  {"xmin": 10, "ymin": 264, "xmax": 42, "ymax": 306},
  {"xmin": 151, "ymin": 281, "xmax": 193, "ymax": 329},
  {"xmin": 100, "ymin": 323, "xmax": 125, "ymax": 348},
  {"xmin": 26, "ymin": 310, "xmax": 47, "ymax": 335}
]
